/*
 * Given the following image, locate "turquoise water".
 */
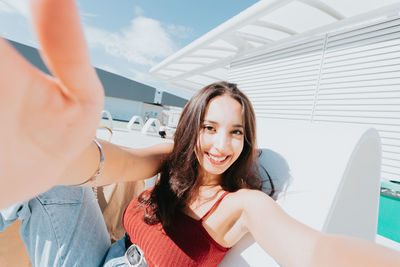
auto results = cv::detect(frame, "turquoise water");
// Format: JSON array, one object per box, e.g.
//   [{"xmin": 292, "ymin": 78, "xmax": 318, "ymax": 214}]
[{"xmin": 378, "ymin": 181, "xmax": 400, "ymax": 243}]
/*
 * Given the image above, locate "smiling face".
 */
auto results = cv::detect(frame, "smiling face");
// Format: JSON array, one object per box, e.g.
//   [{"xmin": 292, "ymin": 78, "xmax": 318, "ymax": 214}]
[{"xmin": 195, "ymin": 95, "xmax": 245, "ymax": 184}]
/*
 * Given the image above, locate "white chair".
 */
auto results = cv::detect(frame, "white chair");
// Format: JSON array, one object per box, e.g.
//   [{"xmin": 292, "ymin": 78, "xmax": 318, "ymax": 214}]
[
  {"xmin": 220, "ymin": 119, "xmax": 382, "ymax": 266},
  {"xmin": 101, "ymin": 110, "xmax": 114, "ymax": 131},
  {"xmin": 141, "ymin": 118, "xmax": 161, "ymax": 135},
  {"xmin": 127, "ymin": 115, "xmax": 144, "ymax": 131}
]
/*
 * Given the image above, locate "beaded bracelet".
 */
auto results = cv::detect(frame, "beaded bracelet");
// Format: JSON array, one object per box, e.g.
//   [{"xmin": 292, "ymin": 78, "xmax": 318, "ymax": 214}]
[{"xmin": 91, "ymin": 138, "xmax": 104, "ymax": 200}]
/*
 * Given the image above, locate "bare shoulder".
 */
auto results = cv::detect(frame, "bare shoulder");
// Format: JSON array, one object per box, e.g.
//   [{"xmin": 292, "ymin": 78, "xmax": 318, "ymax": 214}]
[
  {"xmin": 230, "ymin": 188, "xmax": 273, "ymax": 200},
  {"xmin": 228, "ymin": 188, "xmax": 275, "ymax": 210},
  {"xmin": 220, "ymin": 189, "xmax": 278, "ymax": 242}
]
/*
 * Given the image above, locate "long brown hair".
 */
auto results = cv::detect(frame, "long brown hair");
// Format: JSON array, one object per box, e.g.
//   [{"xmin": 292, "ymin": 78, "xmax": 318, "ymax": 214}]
[{"xmin": 138, "ymin": 81, "xmax": 273, "ymax": 229}]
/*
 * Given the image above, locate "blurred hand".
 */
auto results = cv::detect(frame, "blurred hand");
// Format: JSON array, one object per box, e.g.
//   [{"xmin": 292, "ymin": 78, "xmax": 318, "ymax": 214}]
[{"xmin": 0, "ymin": 0, "xmax": 104, "ymax": 207}]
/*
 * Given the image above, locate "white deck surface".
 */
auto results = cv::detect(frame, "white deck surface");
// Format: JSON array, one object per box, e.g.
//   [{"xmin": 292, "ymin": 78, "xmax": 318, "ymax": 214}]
[
  {"xmin": 376, "ymin": 235, "xmax": 400, "ymax": 252},
  {"xmin": 97, "ymin": 127, "xmax": 173, "ymax": 148}
]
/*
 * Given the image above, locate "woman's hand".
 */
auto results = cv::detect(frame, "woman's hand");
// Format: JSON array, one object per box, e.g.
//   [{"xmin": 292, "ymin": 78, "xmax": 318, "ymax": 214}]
[{"xmin": 0, "ymin": 0, "xmax": 104, "ymax": 208}]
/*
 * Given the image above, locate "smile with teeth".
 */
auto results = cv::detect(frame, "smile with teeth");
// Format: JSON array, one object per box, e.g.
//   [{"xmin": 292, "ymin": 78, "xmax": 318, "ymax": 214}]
[{"xmin": 206, "ymin": 152, "xmax": 230, "ymax": 165}]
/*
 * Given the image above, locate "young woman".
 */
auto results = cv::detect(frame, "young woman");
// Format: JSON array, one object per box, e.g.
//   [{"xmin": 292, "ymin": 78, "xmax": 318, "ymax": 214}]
[
  {"xmin": 123, "ymin": 82, "xmax": 273, "ymax": 266},
  {"xmin": 0, "ymin": 1, "xmax": 400, "ymax": 266}
]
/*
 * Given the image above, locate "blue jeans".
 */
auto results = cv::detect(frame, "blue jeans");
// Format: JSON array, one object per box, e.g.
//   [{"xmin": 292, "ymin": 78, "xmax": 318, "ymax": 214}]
[{"xmin": 0, "ymin": 186, "xmax": 132, "ymax": 267}]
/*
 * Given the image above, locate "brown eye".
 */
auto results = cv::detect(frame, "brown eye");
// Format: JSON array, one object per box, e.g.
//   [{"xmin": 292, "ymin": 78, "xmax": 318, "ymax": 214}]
[
  {"xmin": 203, "ymin": 125, "xmax": 215, "ymax": 132},
  {"xmin": 232, "ymin": 129, "xmax": 243, "ymax": 135}
]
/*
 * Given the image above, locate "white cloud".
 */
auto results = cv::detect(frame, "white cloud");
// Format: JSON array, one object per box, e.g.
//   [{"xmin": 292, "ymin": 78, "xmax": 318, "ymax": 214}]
[
  {"xmin": 85, "ymin": 16, "xmax": 175, "ymax": 66},
  {"xmin": 135, "ymin": 6, "xmax": 144, "ymax": 16},
  {"xmin": 167, "ymin": 24, "xmax": 194, "ymax": 39},
  {"xmin": 0, "ymin": 0, "xmax": 30, "ymax": 18}
]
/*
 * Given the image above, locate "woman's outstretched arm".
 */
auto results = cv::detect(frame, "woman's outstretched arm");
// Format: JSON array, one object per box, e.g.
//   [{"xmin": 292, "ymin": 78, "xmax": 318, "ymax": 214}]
[
  {"xmin": 0, "ymin": 0, "xmax": 104, "ymax": 208},
  {"xmin": 60, "ymin": 141, "xmax": 173, "ymax": 187},
  {"xmin": 239, "ymin": 190, "xmax": 400, "ymax": 267}
]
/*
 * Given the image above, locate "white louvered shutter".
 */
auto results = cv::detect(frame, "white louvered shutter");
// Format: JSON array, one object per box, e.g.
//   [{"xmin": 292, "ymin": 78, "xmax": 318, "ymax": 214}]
[
  {"xmin": 229, "ymin": 16, "xmax": 400, "ymax": 182},
  {"xmin": 230, "ymin": 36, "xmax": 325, "ymax": 121}
]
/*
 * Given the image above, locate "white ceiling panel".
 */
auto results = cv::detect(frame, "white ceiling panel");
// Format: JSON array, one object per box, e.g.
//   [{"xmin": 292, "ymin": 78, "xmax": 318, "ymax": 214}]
[{"xmin": 150, "ymin": 0, "xmax": 400, "ymax": 96}]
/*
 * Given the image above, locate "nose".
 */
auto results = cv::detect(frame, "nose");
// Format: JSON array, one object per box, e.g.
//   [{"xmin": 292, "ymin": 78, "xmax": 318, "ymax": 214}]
[{"xmin": 213, "ymin": 131, "xmax": 230, "ymax": 154}]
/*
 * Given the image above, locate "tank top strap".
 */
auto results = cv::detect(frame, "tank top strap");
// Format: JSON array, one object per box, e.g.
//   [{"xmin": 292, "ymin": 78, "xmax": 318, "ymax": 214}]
[{"xmin": 200, "ymin": 191, "xmax": 230, "ymax": 221}]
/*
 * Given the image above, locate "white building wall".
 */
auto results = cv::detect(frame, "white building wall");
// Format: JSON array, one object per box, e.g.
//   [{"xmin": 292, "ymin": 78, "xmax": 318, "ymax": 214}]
[
  {"xmin": 229, "ymin": 16, "xmax": 400, "ymax": 182},
  {"xmin": 104, "ymin": 96, "xmax": 165, "ymax": 123},
  {"xmin": 104, "ymin": 96, "xmax": 142, "ymax": 121}
]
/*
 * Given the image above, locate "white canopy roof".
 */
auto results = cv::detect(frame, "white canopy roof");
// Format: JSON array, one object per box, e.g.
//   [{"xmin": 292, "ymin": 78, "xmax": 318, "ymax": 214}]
[{"xmin": 150, "ymin": 0, "xmax": 400, "ymax": 96}]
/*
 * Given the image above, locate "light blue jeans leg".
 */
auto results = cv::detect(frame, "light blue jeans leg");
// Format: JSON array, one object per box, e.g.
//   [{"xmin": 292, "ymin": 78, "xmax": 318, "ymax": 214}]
[
  {"xmin": 104, "ymin": 235, "xmax": 148, "ymax": 267},
  {"xmin": 0, "ymin": 186, "xmax": 111, "ymax": 267},
  {"xmin": 103, "ymin": 236, "xmax": 129, "ymax": 267}
]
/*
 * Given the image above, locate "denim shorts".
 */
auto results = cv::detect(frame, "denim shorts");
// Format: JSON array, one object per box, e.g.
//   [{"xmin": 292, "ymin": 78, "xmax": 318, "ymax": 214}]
[{"xmin": 0, "ymin": 185, "xmax": 145, "ymax": 267}]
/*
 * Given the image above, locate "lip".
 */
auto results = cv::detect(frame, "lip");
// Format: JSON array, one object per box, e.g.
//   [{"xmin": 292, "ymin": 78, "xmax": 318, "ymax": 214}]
[{"xmin": 205, "ymin": 152, "xmax": 230, "ymax": 165}]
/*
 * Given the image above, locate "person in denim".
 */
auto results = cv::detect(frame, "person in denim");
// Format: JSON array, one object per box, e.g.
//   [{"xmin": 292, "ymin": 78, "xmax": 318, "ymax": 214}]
[
  {"xmin": 0, "ymin": 187, "xmax": 102, "ymax": 266},
  {"xmin": 0, "ymin": 185, "xmax": 143, "ymax": 267}
]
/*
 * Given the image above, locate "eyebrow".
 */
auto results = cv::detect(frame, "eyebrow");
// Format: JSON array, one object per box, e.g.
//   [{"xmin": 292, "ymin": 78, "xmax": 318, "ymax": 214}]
[{"xmin": 203, "ymin": 120, "xmax": 244, "ymax": 128}]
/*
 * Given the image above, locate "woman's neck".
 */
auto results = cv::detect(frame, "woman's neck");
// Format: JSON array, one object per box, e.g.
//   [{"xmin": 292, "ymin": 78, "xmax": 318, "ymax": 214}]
[
  {"xmin": 187, "ymin": 184, "xmax": 224, "ymax": 211},
  {"xmin": 197, "ymin": 170, "xmax": 222, "ymax": 187}
]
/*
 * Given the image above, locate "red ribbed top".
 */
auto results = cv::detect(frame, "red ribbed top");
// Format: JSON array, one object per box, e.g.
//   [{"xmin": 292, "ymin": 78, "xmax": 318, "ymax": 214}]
[{"xmin": 123, "ymin": 190, "xmax": 231, "ymax": 267}]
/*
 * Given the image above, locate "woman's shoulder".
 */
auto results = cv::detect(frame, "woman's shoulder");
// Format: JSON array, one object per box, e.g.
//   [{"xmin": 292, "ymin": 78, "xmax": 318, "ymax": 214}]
[
  {"xmin": 227, "ymin": 188, "xmax": 274, "ymax": 207},
  {"xmin": 229, "ymin": 188, "xmax": 270, "ymax": 197}
]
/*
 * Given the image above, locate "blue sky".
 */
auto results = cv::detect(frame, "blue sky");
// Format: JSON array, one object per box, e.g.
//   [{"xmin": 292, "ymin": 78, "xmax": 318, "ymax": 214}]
[{"xmin": 0, "ymin": 0, "xmax": 258, "ymax": 98}]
